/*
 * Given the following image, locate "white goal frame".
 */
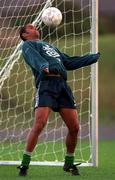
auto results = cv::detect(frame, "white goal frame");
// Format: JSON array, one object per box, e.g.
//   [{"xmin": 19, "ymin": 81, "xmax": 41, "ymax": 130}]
[
  {"xmin": 91, "ymin": 0, "xmax": 99, "ymax": 167},
  {"xmin": 0, "ymin": 0, "xmax": 99, "ymax": 167}
]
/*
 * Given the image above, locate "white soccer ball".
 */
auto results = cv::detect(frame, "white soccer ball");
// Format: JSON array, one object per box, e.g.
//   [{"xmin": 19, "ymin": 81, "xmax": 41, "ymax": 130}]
[{"xmin": 41, "ymin": 7, "xmax": 62, "ymax": 27}]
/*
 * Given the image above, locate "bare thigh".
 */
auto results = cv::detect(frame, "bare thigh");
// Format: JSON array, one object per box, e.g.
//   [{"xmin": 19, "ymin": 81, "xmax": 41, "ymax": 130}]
[{"xmin": 59, "ymin": 108, "xmax": 79, "ymax": 132}]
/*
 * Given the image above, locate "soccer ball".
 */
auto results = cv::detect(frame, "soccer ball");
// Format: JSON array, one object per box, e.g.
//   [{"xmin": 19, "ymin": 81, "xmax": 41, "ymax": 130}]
[{"xmin": 41, "ymin": 7, "xmax": 62, "ymax": 27}]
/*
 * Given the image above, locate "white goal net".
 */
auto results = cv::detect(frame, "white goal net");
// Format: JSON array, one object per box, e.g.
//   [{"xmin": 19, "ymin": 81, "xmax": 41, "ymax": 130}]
[{"xmin": 0, "ymin": 0, "xmax": 98, "ymax": 166}]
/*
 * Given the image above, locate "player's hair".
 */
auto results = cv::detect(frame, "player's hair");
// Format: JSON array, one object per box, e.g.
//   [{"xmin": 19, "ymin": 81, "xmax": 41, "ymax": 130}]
[
  {"xmin": 19, "ymin": 25, "xmax": 27, "ymax": 41},
  {"xmin": 19, "ymin": 24, "xmax": 40, "ymax": 41}
]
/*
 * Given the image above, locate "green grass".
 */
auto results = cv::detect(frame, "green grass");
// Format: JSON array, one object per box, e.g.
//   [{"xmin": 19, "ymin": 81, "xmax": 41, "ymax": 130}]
[
  {"xmin": 99, "ymin": 34, "xmax": 115, "ymax": 121},
  {"xmin": 0, "ymin": 140, "xmax": 91, "ymax": 162},
  {"xmin": 0, "ymin": 140, "xmax": 115, "ymax": 180}
]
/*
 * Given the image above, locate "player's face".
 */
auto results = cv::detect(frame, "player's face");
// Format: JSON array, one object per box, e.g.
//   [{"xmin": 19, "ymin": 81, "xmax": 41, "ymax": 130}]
[{"xmin": 24, "ymin": 24, "xmax": 40, "ymax": 40}]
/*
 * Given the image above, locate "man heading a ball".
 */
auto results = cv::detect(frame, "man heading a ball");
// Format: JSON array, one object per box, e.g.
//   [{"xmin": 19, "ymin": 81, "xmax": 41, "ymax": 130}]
[{"xmin": 18, "ymin": 23, "xmax": 100, "ymax": 176}]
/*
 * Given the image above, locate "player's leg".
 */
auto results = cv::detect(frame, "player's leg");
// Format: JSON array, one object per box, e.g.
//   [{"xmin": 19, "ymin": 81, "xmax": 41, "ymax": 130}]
[
  {"xmin": 59, "ymin": 108, "xmax": 80, "ymax": 175},
  {"xmin": 25, "ymin": 107, "xmax": 51, "ymax": 152},
  {"xmin": 18, "ymin": 107, "xmax": 51, "ymax": 176}
]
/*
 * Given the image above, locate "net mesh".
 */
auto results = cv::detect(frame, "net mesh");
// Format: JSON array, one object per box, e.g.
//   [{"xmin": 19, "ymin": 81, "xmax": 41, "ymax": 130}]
[{"xmin": 0, "ymin": 0, "xmax": 94, "ymax": 165}]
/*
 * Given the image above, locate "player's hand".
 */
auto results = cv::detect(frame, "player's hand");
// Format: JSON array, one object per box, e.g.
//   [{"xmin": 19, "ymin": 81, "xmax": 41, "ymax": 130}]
[{"xmin": 43, "ymin": 67, "xmax": 49, "ymax": 74}]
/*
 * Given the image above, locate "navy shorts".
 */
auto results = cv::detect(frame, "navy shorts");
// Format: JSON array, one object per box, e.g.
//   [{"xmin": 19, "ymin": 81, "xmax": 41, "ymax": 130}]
[{"xmin": 34, "ymin": 76, "xmax": 77, "ymax": 112}]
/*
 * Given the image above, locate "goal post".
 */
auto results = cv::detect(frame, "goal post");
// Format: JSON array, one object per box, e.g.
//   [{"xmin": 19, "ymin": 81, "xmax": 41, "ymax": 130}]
[
  {"xmin": 91, "ymin": 0, "xmax": 99, "ymax": 167},
  {"xmin": 0, "ymin": 0, "xmax": 99, "ymax": 166}
]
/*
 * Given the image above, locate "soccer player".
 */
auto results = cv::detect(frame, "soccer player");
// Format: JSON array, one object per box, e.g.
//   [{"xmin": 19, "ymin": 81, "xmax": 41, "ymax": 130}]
[{"xmin": 18, "ymin": 24, "xmax": 100, "ymax": 176}]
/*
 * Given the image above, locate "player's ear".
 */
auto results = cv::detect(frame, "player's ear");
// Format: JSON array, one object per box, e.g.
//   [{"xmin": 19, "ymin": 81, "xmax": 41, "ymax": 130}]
[{"xmin": 22, "ymin": 32, "xmax": 29, "ymax": 40}]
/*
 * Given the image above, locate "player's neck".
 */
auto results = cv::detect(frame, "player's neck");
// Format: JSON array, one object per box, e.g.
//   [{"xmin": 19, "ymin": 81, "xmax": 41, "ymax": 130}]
[{"xmin": 27, "ymin": 37, "xmax": 40, "ymax": 41}]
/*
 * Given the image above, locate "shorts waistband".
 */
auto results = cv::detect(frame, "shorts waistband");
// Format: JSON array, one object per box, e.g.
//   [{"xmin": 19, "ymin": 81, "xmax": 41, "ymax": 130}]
[
  {"xmin": 41, "ymin": 74, "xmax": 64, "ymax": 81},
  {"xmin": 46, "ymin": 73, "xmax": 61, "ymax": 77}
]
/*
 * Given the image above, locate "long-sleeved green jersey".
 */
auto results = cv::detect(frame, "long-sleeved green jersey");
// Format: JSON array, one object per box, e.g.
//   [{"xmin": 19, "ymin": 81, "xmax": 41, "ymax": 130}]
[{"xmin": 22, "ymin": 40, "xmax": 100, "ymax": 88}]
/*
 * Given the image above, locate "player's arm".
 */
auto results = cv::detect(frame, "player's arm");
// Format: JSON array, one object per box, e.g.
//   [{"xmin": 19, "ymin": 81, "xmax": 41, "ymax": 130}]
[
  {"xmin": 22, "ymin": 41, "xmax": 49, "ymax": 74},
  {"xmin": 61, "ymin": 52, "xmax": 100, "ymax": 70}
]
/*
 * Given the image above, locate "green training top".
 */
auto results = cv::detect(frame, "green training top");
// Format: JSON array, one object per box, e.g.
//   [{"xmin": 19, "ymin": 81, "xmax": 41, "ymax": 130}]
[{"xmin": 22, "ymin": 40, "xmax": 100, "ymax": 88}]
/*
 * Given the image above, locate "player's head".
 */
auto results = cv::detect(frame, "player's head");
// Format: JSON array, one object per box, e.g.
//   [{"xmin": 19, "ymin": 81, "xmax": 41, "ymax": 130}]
[{"xmin": 19, "ymin": 24, "xmax": 40, "ymax": 41}]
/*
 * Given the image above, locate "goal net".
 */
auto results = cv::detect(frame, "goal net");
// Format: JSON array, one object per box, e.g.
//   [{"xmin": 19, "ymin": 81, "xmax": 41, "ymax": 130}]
[{"xmin": 0, "ymin": 0, "xmax": 98, "ymax": 166}]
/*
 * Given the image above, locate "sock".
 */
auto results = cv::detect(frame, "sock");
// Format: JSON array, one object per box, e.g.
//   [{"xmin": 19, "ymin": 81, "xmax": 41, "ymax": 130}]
[
  {"xmin": 65, "ymin": 154, "xmax": 74, "ymax": 166},
  {"xmin": 21, "ymin": 153, "xmax": 31, "ymax": 167}
]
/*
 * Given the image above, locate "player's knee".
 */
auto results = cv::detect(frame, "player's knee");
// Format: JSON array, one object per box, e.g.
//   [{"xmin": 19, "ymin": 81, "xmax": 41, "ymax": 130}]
[
  {"xmin": 74, "ymin": 124, "xmax": 79, "ymax": 134},
  {"xmin": 69, "ymin": 123, "xmax": 79, "ymax": 135},
  {"xmin": 33, "ymin": 120, "xmax": 46, "ymax": 134}
]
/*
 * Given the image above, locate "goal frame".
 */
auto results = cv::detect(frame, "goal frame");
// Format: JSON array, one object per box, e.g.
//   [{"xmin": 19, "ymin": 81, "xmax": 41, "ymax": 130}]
[
  {"xmin": 91, "ymin": 0, "xmax": 99, "ymax": 167},
  {"xmin": 0, "ymin": 0, "xmax": 99, "ymax": 167}
]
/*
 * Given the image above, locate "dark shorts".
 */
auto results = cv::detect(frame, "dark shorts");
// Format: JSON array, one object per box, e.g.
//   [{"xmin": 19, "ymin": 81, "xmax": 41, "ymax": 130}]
[{"xmin": 34, "ymin": 76, "xmax": 77, "ymax": 112}]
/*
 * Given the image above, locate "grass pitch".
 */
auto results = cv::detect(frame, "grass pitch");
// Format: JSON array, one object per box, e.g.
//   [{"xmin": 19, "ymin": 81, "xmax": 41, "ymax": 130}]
[{"xmin": 0, "ymin": 140, "xmax": 115, "ymax": 180}]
